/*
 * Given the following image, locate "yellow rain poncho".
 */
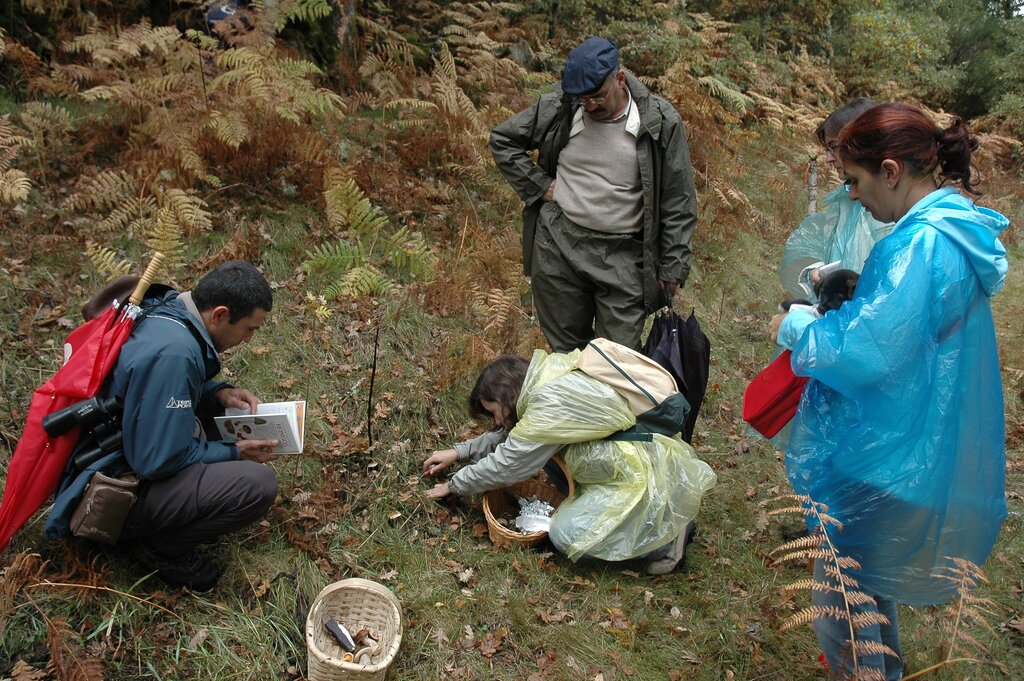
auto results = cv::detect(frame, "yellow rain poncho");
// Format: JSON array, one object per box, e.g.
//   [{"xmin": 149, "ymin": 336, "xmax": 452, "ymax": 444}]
[{"xmin": 511, "ymin": 349, "xmax": 716, "ymax": 562}]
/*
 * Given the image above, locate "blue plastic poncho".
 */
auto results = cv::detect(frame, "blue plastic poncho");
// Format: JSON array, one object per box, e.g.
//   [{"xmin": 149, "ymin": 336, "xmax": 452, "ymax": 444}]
[
  {"xmin": 779, "ymin": 184, "xmax": 892, "ymax": 299},
  {"xmin": 780, "ymin": 187, "xmax": 1008, "ymax": 605},
  {"xmin": 511, "ymin": 350, "xmax": 717, "ymax": 562}
]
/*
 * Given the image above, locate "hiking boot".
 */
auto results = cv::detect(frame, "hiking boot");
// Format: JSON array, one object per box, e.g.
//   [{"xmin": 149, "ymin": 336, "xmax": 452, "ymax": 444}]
[
  {"xmin": 646, "ymin": 521, "xmax": 697, "ymax": 576},
  {"xmin": 134, "ymin": 544, "xmax": 221, "ymax": 592}
]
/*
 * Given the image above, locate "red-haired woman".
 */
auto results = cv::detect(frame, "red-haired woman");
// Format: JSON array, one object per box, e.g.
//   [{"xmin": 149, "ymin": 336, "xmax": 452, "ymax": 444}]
[{"xmin": 773, "ymin": 103, "xmax": 1008, "ymax": 679}]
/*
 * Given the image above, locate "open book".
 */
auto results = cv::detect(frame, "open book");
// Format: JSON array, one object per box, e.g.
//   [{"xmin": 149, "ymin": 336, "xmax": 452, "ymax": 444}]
[
  {"xmin": 797, "ymin": 259, "xmax": 842, "ymax": 297},
  {"xmin": 215, "ymin": 400, "xmax": 306, "ymax": 454}
]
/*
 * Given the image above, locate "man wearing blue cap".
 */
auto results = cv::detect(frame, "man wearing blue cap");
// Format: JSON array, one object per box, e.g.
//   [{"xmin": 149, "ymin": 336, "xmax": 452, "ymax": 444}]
[{"xmin": 490, "ymin": 37, "xmax": 697, "ymax": 352}]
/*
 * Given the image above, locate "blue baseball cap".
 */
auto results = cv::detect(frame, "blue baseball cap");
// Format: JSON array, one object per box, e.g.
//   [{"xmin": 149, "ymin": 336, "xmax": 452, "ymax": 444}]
[{"xmin": 561, "ymin": 37, "xmax": 619, "ymax": 96}]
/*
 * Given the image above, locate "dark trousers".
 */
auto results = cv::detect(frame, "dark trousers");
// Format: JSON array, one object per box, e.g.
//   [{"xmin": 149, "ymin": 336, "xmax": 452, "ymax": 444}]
[
  {"xmin": 532, "ymin": 202, "xmax": 646, "ymax": 352},
  {"xmin": 121, "ymin": 461, "xmax": 277, "ymax": 557}
]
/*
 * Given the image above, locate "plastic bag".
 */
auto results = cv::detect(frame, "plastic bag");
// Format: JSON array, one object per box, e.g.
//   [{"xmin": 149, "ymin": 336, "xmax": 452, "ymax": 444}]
[
  {"xmin": 549, "ymin": 434, "xmax": 716, "ymax": 561},
  {"xmin": 779, "ymin": 184, "xmax": 892, "ymax": 300}
]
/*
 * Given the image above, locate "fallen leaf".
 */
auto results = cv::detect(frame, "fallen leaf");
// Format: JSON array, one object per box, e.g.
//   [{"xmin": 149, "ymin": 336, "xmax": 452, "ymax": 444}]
[
  {"xmin": 429, "ymin": 626, "xmax": 449, "ymax": 648},
  {"xmin": 457, "ymin": 567, "xmax": 475, "ymax": 584},
  {"xmin": 535, "ymin": 605, "xmax": 574, "ymax": 624},
  {"xmin": 252, "ymin": 579, "xmax": 270, "ymax": 598},
  {"xmin": 458, "ymin": 625, "xmax": 475, "ymax": 649},
  {"xmin": 478, "ymin": 627, "xmax": 508, "ymax": 658},
  {"xmin": 10, "ymin": 660, "xmax": 47, "ymax": 680}
]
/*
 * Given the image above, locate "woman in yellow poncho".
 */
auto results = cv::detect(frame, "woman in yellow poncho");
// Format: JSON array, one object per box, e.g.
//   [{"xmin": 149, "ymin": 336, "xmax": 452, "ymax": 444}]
[{"xmin": 423, "ymin": 346, "xmax": 716, "ymax": 575}]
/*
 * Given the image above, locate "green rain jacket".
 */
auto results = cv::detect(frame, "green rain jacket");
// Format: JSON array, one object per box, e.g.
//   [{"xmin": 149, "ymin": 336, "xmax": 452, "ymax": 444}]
[{"xmin": 489, "ymin": 72, "xmax": 698, "ymax": 314}]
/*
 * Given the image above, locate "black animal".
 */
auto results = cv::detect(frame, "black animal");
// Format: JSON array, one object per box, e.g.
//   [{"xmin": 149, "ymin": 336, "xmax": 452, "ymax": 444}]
[{"xmin": 814, "ymin": 268, "xmax": 860, "ymax": 313}]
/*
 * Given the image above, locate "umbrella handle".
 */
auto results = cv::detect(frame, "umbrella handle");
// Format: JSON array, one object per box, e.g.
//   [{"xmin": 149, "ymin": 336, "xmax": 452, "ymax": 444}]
[{"xmin": 129, "ymin": 252, "xmax": 166, "ymax": 305}]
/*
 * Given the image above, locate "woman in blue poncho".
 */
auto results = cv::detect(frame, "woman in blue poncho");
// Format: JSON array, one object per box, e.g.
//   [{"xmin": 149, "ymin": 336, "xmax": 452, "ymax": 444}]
[
  {"xmin": 779, "ymin": 98, "xmax": 892, "ymax": 300},
  {"xmin": 773, "ymin": 103, "xmax": 1008, "ymax": 680}
]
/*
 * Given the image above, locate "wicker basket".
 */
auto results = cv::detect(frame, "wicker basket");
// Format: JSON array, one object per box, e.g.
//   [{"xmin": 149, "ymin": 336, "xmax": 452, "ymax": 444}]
[
  {"xmin": 305, "ymin": 578, "xmax": 403, "ymax": 681},
  {"xmin": 482, "ymin": 455, "xmax": 575, "ymax": 548}
]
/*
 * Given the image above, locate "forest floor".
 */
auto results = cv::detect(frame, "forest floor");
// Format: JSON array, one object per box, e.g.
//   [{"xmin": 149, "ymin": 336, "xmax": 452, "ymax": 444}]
[{"xmin": 2, "ymin": 65, "xmax": 1023, "ymax": 681}]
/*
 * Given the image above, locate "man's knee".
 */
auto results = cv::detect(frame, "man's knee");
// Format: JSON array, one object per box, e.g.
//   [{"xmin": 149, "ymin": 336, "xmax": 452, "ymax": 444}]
[{"xmin": 235, "ymin": 460, "xmax": 278, "ymax": 513}]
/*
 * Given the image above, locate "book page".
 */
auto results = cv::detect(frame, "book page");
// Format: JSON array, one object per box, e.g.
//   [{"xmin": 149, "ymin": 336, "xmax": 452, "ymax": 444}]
[{"xmin": 216, "ymin": 400, "xmax": 305, "ymax": 454}]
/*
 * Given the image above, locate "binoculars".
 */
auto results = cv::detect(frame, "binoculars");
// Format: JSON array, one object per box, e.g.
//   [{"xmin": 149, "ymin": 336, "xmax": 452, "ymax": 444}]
[{"xmin": 42, "ymin": 396, "xmax": 123, "ymax": 469}]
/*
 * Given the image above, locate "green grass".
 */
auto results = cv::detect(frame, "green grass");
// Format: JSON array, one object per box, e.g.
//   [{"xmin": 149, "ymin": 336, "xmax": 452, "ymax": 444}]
[{"xmin": 2, "ymin": 111, "xmax": 1023, "ymax": 681}]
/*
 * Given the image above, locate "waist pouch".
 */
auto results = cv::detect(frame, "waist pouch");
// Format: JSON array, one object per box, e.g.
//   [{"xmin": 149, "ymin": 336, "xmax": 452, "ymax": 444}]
[{"xmin": 70, "ymin": 471, "xmax": 139, "ymax": 545}]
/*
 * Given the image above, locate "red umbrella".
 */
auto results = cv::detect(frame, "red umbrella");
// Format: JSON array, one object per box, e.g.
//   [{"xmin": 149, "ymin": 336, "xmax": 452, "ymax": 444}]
[{"xmin": 0, "ymin": 253, "xmax": 164, "ymax": 553}]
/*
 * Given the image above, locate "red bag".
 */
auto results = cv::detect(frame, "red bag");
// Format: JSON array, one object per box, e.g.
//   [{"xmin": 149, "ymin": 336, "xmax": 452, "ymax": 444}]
[{"xmin": 742, "ymin": 350, "xmax": 809, "ymax": 438}]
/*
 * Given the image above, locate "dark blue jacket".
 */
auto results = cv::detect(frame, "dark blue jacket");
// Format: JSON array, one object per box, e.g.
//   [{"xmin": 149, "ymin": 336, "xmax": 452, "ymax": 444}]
[{"xmin": 45, "ymin": 291, "xmax": 238, "ymax": 539}]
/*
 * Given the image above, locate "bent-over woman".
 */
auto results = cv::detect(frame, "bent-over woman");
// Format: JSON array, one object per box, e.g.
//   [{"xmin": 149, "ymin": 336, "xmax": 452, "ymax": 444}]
[{"xmin": 423, "ymin": 345, "xmax": 716, "ymax": 575}]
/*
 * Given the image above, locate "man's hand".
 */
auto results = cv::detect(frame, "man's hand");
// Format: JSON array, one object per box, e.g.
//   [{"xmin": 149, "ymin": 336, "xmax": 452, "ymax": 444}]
[
  {"xmin": 423, "ymin": 448, "xmax": 458, "ymax": 477},
  {"xmin": 542, "ymin": 178, "xmax": 556, "ymax": 202},
  {"xmin": 658, "ymin": 280, "xmax": 678, "ymax": 300},
  {"xmin": 216, "ymin": 387, "xmax": 260, "ymax": 414},
  {"xmin": 770, "ymin": 312, "xmax": 787, "ymax": 344},
  {"xmin": 236, "ymin": 438, "xmax": 280, "ymax": 464},
  {"xmin": 424, "ymin": 482, "xmax": 451, "ymax": 499}
]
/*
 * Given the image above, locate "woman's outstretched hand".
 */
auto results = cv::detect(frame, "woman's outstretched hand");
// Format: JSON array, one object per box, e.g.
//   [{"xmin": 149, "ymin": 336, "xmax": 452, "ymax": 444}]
[
  {"xmin": 424, "ymin": 482, "xmax": 451, "ymax": 499},
  {"xmin": 423, "ymin": 448, "xmax": 458, "ymax": 477}
]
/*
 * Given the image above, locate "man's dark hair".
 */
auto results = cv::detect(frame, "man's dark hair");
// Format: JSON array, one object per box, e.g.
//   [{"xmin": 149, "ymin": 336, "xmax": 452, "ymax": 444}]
[{"xmin": 193, "ymin": 261, "xmax": 273, "ymax": 323}]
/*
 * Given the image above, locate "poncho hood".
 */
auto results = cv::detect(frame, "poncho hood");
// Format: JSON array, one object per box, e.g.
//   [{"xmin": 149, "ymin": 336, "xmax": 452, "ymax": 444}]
[{"xmin": 899, "ymin": 187, "xmax": 1009, "ymax": 296}]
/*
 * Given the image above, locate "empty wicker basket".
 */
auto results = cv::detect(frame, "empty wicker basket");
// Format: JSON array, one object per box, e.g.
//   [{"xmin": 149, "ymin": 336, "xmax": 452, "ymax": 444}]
[
  {"xmin": 306, "ymin": 578, "xmax": 403, "ymax": 681},
  {"xmin": 482, "ymin": 455, "xmax": 575, "ymax": 548}
]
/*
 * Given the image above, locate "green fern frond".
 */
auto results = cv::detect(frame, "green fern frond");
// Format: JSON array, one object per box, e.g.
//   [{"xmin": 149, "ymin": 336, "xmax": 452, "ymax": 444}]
[
  {"xmin": 280, "ymin": 0, "xmax": 332, "ymax": 23},
  {"xmin": 302, "ymin": 239, "xmax": 366, "ymax": 274},
  {"xmin": 85, "ymin": 241, "xmax": 133, "ymax": 279},
  {"xmin": 379, "ymin": 226, "xmax": 435, "ymax": 280},
  {"xmin": 296, "ymin": 88, "xmax": 347, "ymax": 117},
  {"xmin": 697, "ymin": 75, "xmax": 754, "ymax": 114},
  {"xmin": 323, "ymin": 178, "xmax": 389, "ymax": 236},
  {"xmin": 272, "ymin": 56, "xmax": 323, "ymax": 79},
  {"xmin": 326, "ymin": 265, "xmax": 392, "ymax": 299}
]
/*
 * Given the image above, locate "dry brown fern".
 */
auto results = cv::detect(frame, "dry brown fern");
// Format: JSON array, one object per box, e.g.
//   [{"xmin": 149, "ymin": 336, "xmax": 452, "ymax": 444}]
[
  {"xmin": 897, "ymin": 558, "xmax": 1008, "ymax": 680},
  {"xmin": 769, "ymin": 494, "xmax": 895, "ymax": 680},
  {"xmin": 0, "ymin": 114, "xmax": 33, "ymax": 203},
  {"xmin": 0, "ymin": 551, "xmax": 48, "ymax": 641},
  {"xmin": 45, "ymin": 616, "xmax": 106, "ymax": 681}
]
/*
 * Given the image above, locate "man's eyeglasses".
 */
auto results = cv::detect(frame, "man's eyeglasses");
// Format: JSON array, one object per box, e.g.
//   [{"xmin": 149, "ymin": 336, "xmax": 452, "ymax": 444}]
[
  {"xmin": 573, "ymin": 74, "xmax": 617, "ymax": 106},
  {"xmin": 576, "ymin": 91, "xmax": 610, "ymax": 106}
]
